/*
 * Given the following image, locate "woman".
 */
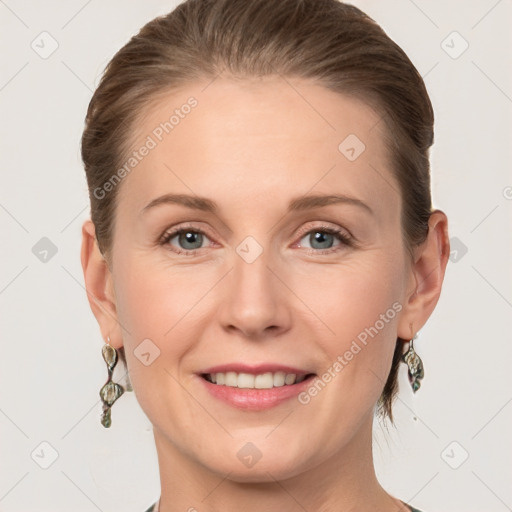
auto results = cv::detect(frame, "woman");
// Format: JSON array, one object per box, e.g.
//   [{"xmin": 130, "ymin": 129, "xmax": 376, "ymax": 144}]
[{"xmin": 80, "ymin": 0, "xmax": 450, "ymax": 510}]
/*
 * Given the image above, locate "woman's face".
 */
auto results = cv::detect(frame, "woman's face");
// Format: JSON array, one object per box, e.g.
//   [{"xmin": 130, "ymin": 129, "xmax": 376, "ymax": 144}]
[{"xmin": 105, "ymin": 77, "xmax": 415, "ymax": 480}]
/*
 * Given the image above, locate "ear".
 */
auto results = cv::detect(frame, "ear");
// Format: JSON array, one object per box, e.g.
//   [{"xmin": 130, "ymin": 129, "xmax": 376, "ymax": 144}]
[
  {"xmin": 80, "ymin": 219, "xmax": 124, "ymax": 350},
  {"xmin": 397, "ymin": 210, "xmax": 450, "ymax": 339}
]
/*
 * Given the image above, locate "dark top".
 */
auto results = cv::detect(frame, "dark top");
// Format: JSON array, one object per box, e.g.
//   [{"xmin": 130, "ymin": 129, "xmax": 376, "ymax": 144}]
[{"xmin": 144, "ymin": 500, "xmax": 425, "ymax": 511}]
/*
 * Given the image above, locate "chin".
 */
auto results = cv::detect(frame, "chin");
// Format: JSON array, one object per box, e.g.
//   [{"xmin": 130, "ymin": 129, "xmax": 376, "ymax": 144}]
[{"xmin": 201, "ymin": 448, "xmax": 310, "ymax": 483}]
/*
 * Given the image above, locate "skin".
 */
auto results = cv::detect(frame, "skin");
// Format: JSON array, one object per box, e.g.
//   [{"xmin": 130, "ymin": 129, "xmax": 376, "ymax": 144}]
[{"xmin": 81, "ymin": 76, "xmax": 449, "ymax": 512}]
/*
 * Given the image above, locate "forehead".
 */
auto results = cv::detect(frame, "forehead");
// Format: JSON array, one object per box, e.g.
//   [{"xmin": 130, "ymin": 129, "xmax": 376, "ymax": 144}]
[{"xmin": 118, "ymin": 76, "xmax": 399, "ymax": 221}]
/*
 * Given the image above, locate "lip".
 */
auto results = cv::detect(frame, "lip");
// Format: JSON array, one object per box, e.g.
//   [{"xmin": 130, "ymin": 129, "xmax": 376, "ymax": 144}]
[
  {"xmin": 196, "ymin": 366, "xmax": 317, "ymax": 411},
  {"xmin": 199, "ymin": 363, "xmax": 312, "ymax": 376}
]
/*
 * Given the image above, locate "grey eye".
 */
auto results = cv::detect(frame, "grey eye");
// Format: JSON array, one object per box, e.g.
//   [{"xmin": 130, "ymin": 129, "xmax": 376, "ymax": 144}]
[
  {"xmin": 172, "ymin": 230, "xmax": 205, "ymax": 250},
  {"xmin": 299, "ymin": 230, "xmax": 339, "ymax": 250}
]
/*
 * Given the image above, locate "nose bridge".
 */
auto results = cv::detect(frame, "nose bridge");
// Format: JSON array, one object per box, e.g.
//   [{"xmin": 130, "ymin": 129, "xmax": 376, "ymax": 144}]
[
  {"xmin": 218, "ymin": 234, "xmax": 289, "ymax": 337},
  {"xmin": 234, "ymin": 238, "xmax": 272, "ymax": 295}
]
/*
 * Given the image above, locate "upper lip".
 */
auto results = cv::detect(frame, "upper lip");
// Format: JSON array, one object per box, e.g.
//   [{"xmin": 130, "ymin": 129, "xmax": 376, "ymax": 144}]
[{"xmin": 199, "ymin": 363, "xmax": 314, "ymax": 377}]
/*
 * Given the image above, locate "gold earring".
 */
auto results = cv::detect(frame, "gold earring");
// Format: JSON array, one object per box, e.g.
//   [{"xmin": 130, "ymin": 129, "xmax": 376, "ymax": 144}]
[
  {"xmin": 402, "ymin": 334, "xmax": 424, "ymax": 393},
  {"xmin": 99, "ymin": 336, "xmax": 125, "ymax": 428}
]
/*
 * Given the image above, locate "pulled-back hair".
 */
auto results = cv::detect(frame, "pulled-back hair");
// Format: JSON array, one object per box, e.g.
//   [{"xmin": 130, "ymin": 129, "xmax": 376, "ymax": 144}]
[{"xmin": 81, "ymin": 0, "xmax": 435, "ymax": 422}]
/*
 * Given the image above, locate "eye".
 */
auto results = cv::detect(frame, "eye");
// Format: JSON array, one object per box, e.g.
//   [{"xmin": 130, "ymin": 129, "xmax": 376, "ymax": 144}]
[
  {"xmin": 296, "ymin": 225, "xmax": 352, "ymax": 254},
  {"xmin": 159, "ymin": 225, "xmax": 212, "ymax": 255},
  {"xmin": 159, "ymin": 223, "xmax": 353, "ymax": 256}
]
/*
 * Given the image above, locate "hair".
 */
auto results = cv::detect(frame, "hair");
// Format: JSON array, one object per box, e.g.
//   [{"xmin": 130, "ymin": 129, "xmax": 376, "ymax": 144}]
[{"xmin": 81, "ymin": 0, "xmax": 434, "ymax": 423}]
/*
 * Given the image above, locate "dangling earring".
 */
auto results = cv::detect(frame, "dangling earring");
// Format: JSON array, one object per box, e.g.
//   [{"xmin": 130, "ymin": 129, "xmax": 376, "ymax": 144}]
[
  {"xmin": 99, "ymin": 336, "xmax": 125, "ymax": 428},
  {"xmin": 402, "ymin": 334, "xmax": 424, "ymax": 393}
]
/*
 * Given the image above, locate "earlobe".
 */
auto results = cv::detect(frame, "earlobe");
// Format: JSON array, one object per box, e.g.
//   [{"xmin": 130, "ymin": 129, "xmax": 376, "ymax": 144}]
[
  {"xmin": 80, "ymin": 219, "xmax": 123, "ymax": 348},
  {"xmin": 397, "ymin": 210, "xmax": 450, "ymax": 339}
]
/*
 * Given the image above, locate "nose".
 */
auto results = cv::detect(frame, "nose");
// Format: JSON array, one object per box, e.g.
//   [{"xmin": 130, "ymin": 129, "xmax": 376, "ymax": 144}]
[{"xmin": 217, "ymin": 245, "xmax": 292, "ymax": 340}]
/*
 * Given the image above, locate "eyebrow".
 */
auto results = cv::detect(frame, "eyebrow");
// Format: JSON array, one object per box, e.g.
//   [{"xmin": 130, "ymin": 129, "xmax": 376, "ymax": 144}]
[{"xmin": 140, "ymin": 192, "xmax": 373, "ymax": 216}]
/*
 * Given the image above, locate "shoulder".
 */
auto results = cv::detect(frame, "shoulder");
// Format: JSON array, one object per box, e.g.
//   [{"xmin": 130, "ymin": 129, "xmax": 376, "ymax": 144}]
[
  {"xmin": 401, "ymin": 501, "xmax": 426, "ymax": 512},
  {"xmin": 143, "ymin": 500, "xmax": 424, "ymax": 512},
  {"xmin": 140, "ymin": 501, "xmax": 426, "ymax": 512}
]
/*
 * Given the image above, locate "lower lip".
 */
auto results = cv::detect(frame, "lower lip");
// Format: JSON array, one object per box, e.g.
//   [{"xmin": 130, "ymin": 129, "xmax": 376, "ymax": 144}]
[{"xmin": 197, "ymin": 374, "xmax": 316, "ymax": 411}]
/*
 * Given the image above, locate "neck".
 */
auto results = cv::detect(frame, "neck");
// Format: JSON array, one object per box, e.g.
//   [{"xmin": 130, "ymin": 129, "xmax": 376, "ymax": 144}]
[{"xmin": 153, "ymin": 412, "xmax": 406, "ymax": 512}]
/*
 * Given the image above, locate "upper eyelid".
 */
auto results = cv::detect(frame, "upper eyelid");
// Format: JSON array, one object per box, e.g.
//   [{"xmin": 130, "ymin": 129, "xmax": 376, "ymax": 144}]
[
  {"xmin": 160, "ymin": 222, "xmax": 352, "ymax": 248},
  {"xmin": 295, "ymin": 222, "xmax": 351, "ymax": 239},
  {"xmin": 160, "ymin": 223, "xmax": 215, "ymax": 242}
]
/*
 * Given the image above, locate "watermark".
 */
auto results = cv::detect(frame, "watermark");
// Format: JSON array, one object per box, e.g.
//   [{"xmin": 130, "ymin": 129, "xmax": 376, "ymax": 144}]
[
  {"xmin": 441, "ymin": 31, "xmax": 469, "ymax": 60},
  {"xmin": 449, "ymin": 236, "xmax": 468, "ymax": 263},
  {"xmin": 134, "ymin": 338, "xmax": 161, "ymax": 366},
  {"xmin": 93, "ymin": 96, "xmax": 198, "ymax": 200},
  {"xmin": 31, "ymin": 441, "xmax": 59, "ymax": 469},
  {"xmin": 236, "ymin": 235, "xmax": 264, "ymax": 263},
  {"xmin": 237, "ymin": 442, "xmax": 262, "ymax": 468},
  {"xmin": 298, "ymin": 301, "xmax": 402, "ymax": 405},
  {"xmin": 32, "ymin": 236, "xmax": 58, "ymax": 263},
  {"xmin": 338, "ymin": 133, "xmax": 366, "ymax": 161},
  {"xmin": 31, "ymin": 31, "xmax": 59, "ymax": 59},
  {"xmin": 441, "ymin": 441, "xmax": 469, "ymax": 469}
]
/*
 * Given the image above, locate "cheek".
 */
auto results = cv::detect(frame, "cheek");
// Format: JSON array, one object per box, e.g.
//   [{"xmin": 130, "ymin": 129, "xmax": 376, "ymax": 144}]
[
  {"xmin": 298, "ymin": 250, "xmax": 404, "ymax": 339},
  {"xmin": 115, "ymin": 272, "xmax": 171, "ymax": 339},
  {"xmin": 113, "ymin": 247, "xmax": 201, "ymax": 335},
  {"xmin": 299, "ymin": 250, "xmax": 405, "ymax": 397},
  {"xmin": 111, "ymin": 255, "xmax": 196, "ymax": 386},
  {"xmin": 112, "ymin": 262, "xmax": 200, "ymax": 427}
]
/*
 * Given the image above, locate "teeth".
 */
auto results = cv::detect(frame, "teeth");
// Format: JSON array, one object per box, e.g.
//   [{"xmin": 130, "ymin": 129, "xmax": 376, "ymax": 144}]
[
  {"xmin": 238, "ymin": 373, "xmax": 255, "ymax": 388},
  {"xmin": 225, "ymin": 371, "xmax": 238, "ymax": 387},
  {"xmin": 206, "ymin": 371, "xmax": 309, "ymax": 388},
  {"xmin": 273, "ymin": 371, "xmax": 286, "ymax": 387},
  {"xmin": 285, "ymin": 373, "xmax": 296, "ymax": 385}
]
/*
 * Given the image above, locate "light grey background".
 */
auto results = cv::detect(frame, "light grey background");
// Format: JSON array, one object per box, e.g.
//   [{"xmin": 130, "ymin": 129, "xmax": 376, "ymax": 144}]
[{"xmin": 1, "ymin": 1, "xmax": 511, "ymax": 511}]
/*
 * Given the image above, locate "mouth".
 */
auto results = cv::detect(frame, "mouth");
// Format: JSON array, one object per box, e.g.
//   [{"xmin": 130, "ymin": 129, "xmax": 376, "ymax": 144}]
[
  {"xmin": 198, "ymin": 370, "xmax": 317, "ymax": 410},
  {"xmin": 200, "ymin": 371, "xmax": 316, "ymax": 389},
  {"xmin": 196, "ymin": 364, "xmax": 317, "ymax": 410}
]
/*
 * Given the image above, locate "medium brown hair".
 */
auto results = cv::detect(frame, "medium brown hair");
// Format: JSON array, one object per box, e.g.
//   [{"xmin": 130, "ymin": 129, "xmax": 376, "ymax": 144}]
[{"xmin": 81, "ymin": 0, "xmax": 434, "ymax": 423}]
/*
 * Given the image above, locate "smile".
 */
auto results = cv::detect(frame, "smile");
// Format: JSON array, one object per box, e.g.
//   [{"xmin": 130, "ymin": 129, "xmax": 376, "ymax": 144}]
[
  {"xmin": 197, "ymin": 366, "xmax": 317, "ymax": 410},
  {"xmin": 202, "ymin": 371, "xmax": 313, "ymax": 389}
]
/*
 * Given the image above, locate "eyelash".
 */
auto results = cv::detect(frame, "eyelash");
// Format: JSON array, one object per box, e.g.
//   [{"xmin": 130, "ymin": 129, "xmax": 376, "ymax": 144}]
[{"xmin": 158, "ymin": 223, "xmax": 353, "ymax": 256}]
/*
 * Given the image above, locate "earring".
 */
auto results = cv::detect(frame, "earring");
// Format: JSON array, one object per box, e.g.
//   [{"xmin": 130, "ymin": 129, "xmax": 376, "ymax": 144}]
[
  {"xmin": 99, "ymin": 336, "xmax": 125, "ymax": 428},
  {"xmin": 401, "ymin": 334, "xmax": 424, "ymax": 393}
]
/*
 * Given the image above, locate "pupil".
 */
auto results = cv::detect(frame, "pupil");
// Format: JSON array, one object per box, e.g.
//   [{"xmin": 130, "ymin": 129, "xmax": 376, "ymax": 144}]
[
  {"xmin": 312, "ymin": 231, "xmax": 332, "ymax": 249},
  {"xmin": 177, "ymin": 231, "xmax": 334, "ymax": 251},
  {"xmin": 180, "ymin": 231, "xmax": 202, "ymax": 249}
]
